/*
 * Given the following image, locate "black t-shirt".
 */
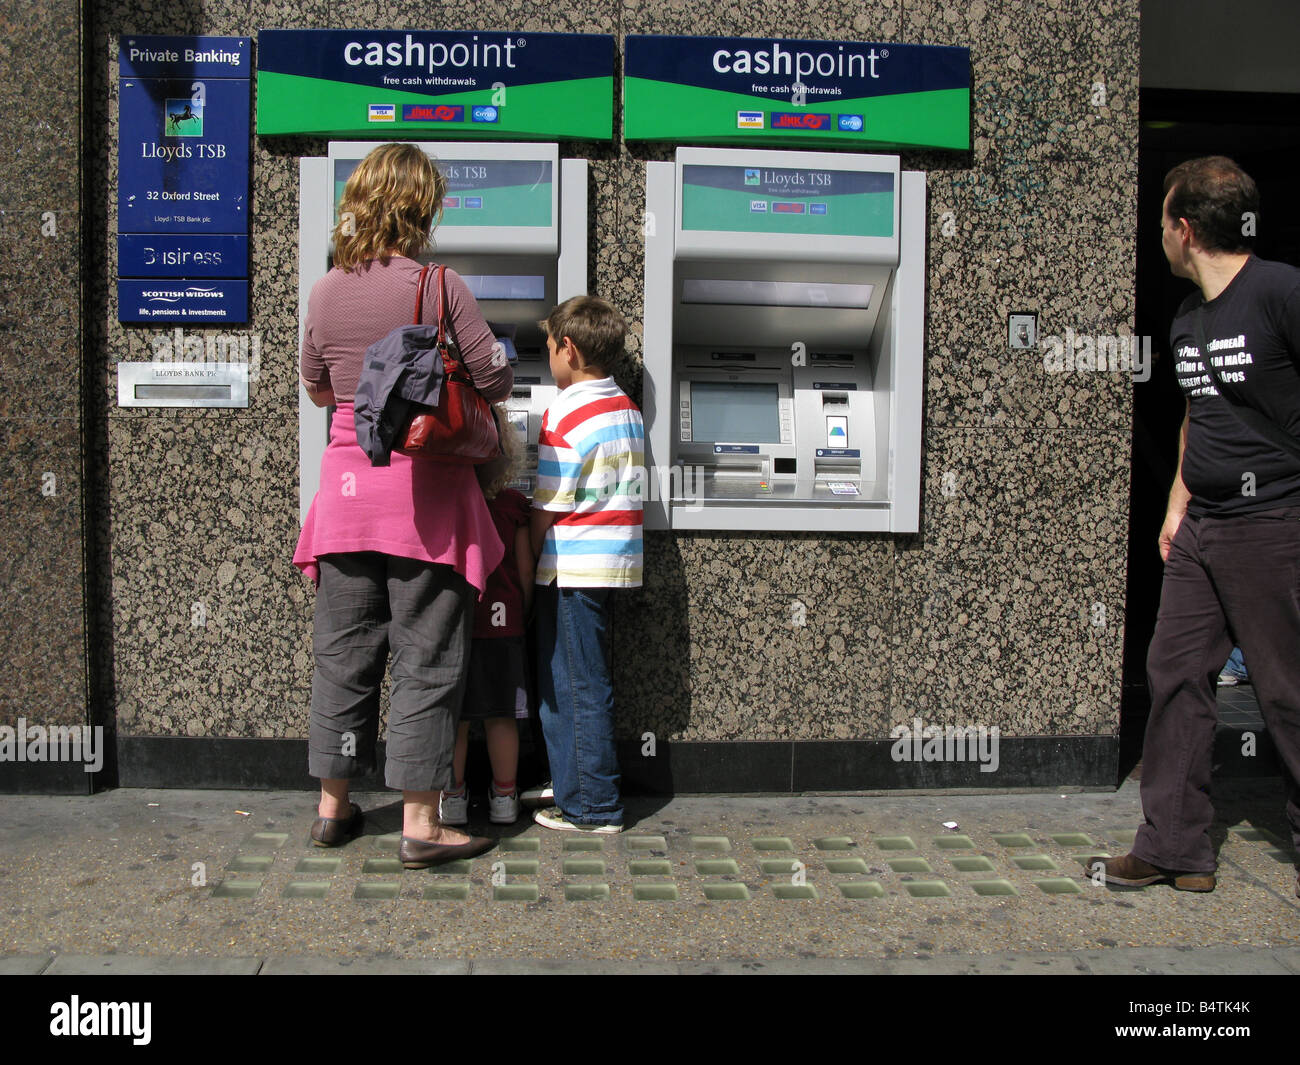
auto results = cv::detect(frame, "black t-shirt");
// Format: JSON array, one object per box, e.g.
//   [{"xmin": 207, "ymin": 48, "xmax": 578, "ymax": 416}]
[{"xmin": 1171, "ymin": 255, "xmax": 1300, "ymax": 515}]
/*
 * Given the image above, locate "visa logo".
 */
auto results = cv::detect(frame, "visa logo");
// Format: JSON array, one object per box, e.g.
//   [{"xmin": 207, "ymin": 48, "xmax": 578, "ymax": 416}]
[
  {"xmin": 772, "ymin": 201, "xmax": 806, "ymax": 214},
  {"xmin": 838, "ymin": 114, "xmax": 864, "ymax": 132},
  {"xmin": 750, "ymin": 200, "xmax": 768, "ymax": 212},
  {"xmin": 736, "ymin": 110, "xmax": 764, "ymax": 129},
  {"xmin": 368, "ymin": 104, "xmax": 395, "ymax": 122},
  {"xmin": 770, "ymin": 112, "xmax": 831, "ymax": 130},
  {"xmin": 402, "ymin": 104, "xmax": 464, "ymax": 122},
  {"xmin": 472, "ymin": 105, "xmax": 499, "ymax": 123}
]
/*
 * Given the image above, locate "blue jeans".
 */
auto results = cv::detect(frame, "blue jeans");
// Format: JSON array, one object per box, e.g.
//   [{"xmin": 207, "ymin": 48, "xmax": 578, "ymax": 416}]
[{"xmin": 534, "ymin": 584, "xmax": 623, "ymax": 825}]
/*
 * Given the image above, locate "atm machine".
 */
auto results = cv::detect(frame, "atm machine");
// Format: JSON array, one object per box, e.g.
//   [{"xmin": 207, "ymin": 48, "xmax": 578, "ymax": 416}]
[
  {"xmin": 298, "ymin": 141, "xmax": 588, "ymax": 519},
  {"xmin": 642, "ymin": 147, "xmax": 923, "ymax": 533}
]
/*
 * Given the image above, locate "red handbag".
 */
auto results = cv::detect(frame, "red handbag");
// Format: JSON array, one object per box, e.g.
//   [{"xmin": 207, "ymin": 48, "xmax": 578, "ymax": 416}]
[{"xmin": 396, "ymin": 264, "xmax": 500, "ymax": 463}]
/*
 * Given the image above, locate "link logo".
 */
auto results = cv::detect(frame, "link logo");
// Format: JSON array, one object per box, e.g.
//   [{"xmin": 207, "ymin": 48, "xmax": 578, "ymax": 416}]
[
  {"xmin": 472, "ymin": 105, "xmax": 500, "ymax": 123},
  {"xmin": 403, "ymin": 103, "xmax": 463, "ymax": 122},
  {"xmin": 736, "ymin": 110, "xmax": 764, "ymax": 129},
  {"xmin": 838, "ymin": 114, "xmax": 864, "ymax": 132},
  {"xmin": 368, "ymin": 103, "xmax": 396, "ymax": 122},
  {"xmin": 770, "ymin": 112, "xmax": 831, "ymax": 130}
]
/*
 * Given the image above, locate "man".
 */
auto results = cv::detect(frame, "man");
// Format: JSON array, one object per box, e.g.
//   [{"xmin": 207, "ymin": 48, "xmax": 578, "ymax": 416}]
[{"xmin": 1093, "ymin": 157, "xmax": 1300, "ymax": 894}]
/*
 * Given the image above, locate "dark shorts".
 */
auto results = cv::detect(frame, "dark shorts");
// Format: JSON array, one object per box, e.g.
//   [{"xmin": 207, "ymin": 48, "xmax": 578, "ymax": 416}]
[{"xmin": 461, "ymin": 634, "xmax": 529, "ymax": 721}]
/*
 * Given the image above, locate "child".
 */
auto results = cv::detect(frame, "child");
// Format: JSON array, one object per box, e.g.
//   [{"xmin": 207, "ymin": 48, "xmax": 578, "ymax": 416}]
[
  {"xmin": 439, "ymin": 408, "xmax": 534, "ymax": 825},
  {"xmin": 529, "ymin": 295, "xmax": 643, "ymax": 833}
]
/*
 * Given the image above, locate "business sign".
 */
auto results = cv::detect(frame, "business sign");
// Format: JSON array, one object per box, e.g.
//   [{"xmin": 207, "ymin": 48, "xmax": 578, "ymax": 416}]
[
  {"xmin": 625, "ymin": 35, "xmax": 969, "ymax": 150},
  {"xmin": 256, "ymin": 29, "xmax": 615, "ymax": 140},
  {"xmin": 681, "ymin": 164, "xmax": 894, "ymax": 237},
  {"xmin": 117, "ymin": 35, "xmax": 251, "ymax": 323},
  {"xmin": 117, "ymin": 234, "xmax": 249, "ymax": 278}
]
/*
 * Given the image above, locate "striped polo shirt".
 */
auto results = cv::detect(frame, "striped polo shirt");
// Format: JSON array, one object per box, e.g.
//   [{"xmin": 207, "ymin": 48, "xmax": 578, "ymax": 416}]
[{"xmin": 534, "ymin": 377, "xmax": 644, "ymax": 588}]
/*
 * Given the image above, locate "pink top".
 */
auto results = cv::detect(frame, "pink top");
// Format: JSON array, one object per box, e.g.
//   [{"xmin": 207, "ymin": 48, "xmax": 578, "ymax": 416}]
[{"xmin": 293, "ymin": 257, "xmax": 513, "ymax": 594}]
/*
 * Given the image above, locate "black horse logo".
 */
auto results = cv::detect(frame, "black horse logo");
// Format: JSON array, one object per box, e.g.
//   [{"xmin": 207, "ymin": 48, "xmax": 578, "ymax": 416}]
[{"xmin": 167, "ymin": 103, "xmax": 195, "ymax": 132}]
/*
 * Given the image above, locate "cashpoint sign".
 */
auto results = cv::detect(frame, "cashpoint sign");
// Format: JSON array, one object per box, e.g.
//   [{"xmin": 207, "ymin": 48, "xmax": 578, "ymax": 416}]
[
  {"xmin": 256, "ymin": 30, "xmax": 615, "ymax": 140},
  {"xmin": 625, "ymin": 35, "xmax": 970, "ymax": 150}
]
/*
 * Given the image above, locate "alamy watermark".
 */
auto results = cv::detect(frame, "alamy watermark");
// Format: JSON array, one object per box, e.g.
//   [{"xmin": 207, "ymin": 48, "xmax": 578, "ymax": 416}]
[
  {"xmin": 0, "ymin": 717, "xmax": 104, "ymax": 773},
  {"xmin": 1042, "ymin": 329, "xmax": 1152, "ymax": 383},
  {"xmin": 150, "ymin": 326, "xmax": 262, "ymax": 384},
  {"xmin": 890, "ymin": 716, "xmax": 1000, "ymax": 773}
]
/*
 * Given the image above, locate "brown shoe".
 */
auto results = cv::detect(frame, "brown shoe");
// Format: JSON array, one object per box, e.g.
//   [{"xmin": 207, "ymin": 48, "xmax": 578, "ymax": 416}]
[
  {"xmin": 1087, "ymin": 852, "xmax": 1215, "ymax": 892},
  {"xmin": 398, "ymin": 834, "xmax": 496, "ymax": 869}
]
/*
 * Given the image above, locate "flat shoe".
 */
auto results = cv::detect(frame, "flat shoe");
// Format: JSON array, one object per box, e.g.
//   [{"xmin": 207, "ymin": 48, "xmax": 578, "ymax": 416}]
[
  {"xmin": 311, "ymin": 802, "xmax": 364, "ymax": 847},
  {"xmin": 399, "ymin": 834, "xmax": 496, "ymax": 869}
]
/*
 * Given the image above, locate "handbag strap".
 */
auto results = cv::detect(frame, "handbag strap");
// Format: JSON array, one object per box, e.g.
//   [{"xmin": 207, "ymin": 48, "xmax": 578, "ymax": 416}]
[
  {"xmin": 413, "ymin": 264, "xmax": 431, "ymax": 325},
  {"xmin": 1194, "ymin": 307, "xmax": 1300, "ymax": 465}
]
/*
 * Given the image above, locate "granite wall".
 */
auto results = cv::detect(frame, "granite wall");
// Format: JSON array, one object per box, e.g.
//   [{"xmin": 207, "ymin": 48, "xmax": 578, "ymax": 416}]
[
  {"xmin": 0, "ymin": 0, "xmax": 91, "ymax": 791},
  {"xmin": 77, "ymin": 0, "xmax": 1135, "ymax": 786}
]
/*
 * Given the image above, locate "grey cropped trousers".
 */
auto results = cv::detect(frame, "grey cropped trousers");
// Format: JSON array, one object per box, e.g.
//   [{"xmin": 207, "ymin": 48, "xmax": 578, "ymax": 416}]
[{"xmin": 308, "ymin": 553, "xmax": 474, "ymax": 792}]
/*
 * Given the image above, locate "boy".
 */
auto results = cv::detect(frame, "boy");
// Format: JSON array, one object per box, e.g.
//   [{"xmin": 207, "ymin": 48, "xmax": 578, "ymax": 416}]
[{"xmin": 529, "ymin": 295, "xmax": 643, "ymax": 833}]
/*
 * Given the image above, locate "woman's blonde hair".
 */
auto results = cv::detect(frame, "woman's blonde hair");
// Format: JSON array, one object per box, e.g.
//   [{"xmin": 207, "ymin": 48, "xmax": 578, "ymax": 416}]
[
  {"xmin": 332, "ymin": 143, "xmax": 446, "ymax": 270},
  {"xmin": 476, "ymin": 405, "xmax": 526, "ymax": 500}
]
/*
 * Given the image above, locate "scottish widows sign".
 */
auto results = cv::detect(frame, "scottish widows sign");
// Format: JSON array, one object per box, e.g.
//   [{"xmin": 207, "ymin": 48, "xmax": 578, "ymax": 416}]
[
  {"xmin": 625, "ymin": 35, "xmax": 970, "ymax": 150},
  {"xmin": 256, "ymin": 30, "xmax": 615, "ymax": 140}
]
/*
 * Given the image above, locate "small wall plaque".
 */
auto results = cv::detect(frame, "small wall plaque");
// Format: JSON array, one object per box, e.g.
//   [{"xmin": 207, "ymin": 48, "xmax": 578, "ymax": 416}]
[{"xmin": 117, "ymin": 361, "xmax": 249, "ymax": 407}]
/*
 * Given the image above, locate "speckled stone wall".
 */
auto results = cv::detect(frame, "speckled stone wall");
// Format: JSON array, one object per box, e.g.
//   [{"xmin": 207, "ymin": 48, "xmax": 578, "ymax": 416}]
[
  {"xmin": 0, "ymin": 0, "xmax": 89, "ymax": 776},
  {"xmin": 85, "ymin": 0, "xmax": 1137, "ymax": 761}
]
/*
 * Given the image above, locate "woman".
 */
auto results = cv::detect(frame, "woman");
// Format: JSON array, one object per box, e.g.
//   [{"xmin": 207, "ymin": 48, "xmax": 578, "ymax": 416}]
[{"xmin": 294, "ymin": 142, "xmax": 512, "ymax": 868}]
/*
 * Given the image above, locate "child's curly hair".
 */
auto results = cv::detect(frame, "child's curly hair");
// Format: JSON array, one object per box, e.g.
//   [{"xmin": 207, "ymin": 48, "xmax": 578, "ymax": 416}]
[{"xmin": 476, "ymin": 405, "xmax": 525, "ymax": 500}]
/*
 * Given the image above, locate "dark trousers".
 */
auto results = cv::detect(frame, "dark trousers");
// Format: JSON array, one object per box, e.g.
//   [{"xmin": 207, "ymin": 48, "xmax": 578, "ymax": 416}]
[
  {"xmin": 1135, "ymin": 507, "xmax": 1300, "ymax": 871},
  {"xmin": 308, "ymin": 553, "xmax": 474, "ymax": 792}
]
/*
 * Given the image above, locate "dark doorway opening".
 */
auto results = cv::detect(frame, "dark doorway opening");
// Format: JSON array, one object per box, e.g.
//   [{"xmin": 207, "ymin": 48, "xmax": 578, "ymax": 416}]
[{"xmin": 1122, "ymin": 89, "xmax": 1300, "ymax": 777}]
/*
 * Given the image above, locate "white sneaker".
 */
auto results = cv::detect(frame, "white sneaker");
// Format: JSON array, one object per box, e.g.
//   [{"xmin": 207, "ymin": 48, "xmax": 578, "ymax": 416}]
[
  {"xmin": 533, "ymin": 807, "xmax": 622, "ymax": 834},
  {"xmin": 438, "ymin": 786, "xmax": 468, "ymax": 826},
  {"xmin": 520, "ymin": 781, "xmax": 554, "ymax": 809},
  {"xmin": 489, "ymin": 788, "xmax": 519, "ymax": 824}
]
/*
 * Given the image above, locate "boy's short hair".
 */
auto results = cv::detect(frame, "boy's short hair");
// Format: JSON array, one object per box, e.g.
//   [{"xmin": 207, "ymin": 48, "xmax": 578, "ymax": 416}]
[{"xmin": 540, "ymin": 295, "xmax": 625, "ymax": 371}]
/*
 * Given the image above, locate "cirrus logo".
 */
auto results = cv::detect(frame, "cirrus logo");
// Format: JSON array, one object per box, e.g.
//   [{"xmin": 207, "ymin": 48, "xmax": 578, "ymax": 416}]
[
  {"xmin": 838, "ymin": 114, "xmax": 864, "ymax": 132},
  {"xmin": 472, "ymin": 105, "xmax": 499, "ymax": 123}
]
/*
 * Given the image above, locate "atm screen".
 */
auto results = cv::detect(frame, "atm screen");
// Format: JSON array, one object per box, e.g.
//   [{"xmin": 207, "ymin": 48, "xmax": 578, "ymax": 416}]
[{"xmin": 691, "ymin": 382, "xmax": 780, "ymax": 443}]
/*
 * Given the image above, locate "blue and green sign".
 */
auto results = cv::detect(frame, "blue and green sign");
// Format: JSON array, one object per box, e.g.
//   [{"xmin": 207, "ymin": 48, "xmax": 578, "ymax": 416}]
[
  {"xmin": 256, "ymin": 30, "xmax": 615, "ymax": 140},
  {"xmin": 625, "ymin": 35, "xmax": 969, "ymax": 150},
  {"xmin": 333, "ymin": 157, "xmax": 554, "ymax": 228},
  {"xmin": 682, "ymin": 164, "xmax": 894, "ymax": 236}
]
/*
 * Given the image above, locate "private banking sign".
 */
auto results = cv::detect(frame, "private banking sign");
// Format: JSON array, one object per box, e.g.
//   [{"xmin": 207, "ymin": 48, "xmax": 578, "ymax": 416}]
[
  {"xmin": 255, "ymin": 30, "xmax": 615, "ymax": 139},
  {"xmin": 624, "ymin": 35, "xmax": 970, "ymax": 149}
]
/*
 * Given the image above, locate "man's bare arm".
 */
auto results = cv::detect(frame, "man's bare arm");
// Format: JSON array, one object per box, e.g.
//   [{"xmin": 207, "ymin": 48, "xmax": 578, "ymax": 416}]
[{"xmin": 1159, "ymin": 400, "xmax": 1191, "ymax": 562}]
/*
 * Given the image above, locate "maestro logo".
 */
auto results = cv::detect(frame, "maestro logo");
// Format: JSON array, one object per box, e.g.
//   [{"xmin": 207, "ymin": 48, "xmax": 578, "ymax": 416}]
[
  {"xmin": 368, "ymin": 103, "xmax": 396, "ymax": 122},
  {"xmin": 736, "ymin": 110, "xmax": 764, "ymax": 129},
  {"xmin": 471, "ymin": 105, "xmax": 500, "ymax": 123},
  {"xmin": 838, "ymin": 114, "xmax": 864, "ymax": 132},
  {"xmin": 770, "ymin": 112, "xmax": 832, "ymax": 130},
  {"xmin": 402, "ymin": 104, "xmax": 464, "ymax": 122}
]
